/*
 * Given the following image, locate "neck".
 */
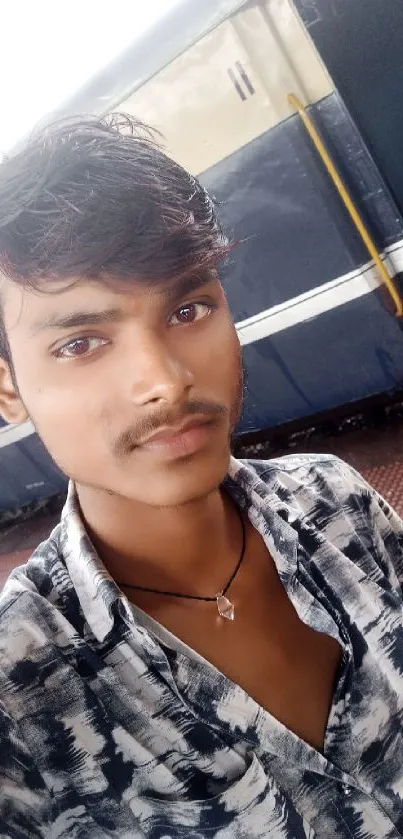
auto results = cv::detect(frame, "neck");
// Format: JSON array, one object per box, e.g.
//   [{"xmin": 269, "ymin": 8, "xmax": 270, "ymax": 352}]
[{"xmin": 75, "ymin": 482, "xmax": 243, "ymax": 598}]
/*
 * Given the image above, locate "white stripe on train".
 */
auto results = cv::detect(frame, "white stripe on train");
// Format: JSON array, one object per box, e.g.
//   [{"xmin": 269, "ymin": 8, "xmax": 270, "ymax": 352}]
[{"xmin": 236, "ymin": 238, "xmax": 403, "ymax": 346}]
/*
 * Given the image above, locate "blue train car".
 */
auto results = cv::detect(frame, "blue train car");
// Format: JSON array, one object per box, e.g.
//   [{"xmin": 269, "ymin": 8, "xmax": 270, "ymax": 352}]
[
  {"xmin": 2, "ymin": 0, "xmax": 403, "ymax": 509},
  {"xmin": 0, "ymin": 420, "xmax": 67, "ymax": 512}
]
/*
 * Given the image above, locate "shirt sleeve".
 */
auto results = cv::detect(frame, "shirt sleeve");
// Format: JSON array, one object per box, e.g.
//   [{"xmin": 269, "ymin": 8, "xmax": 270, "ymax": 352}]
[
  {"xmin": 334, "ymin": 457, "xmax": 403, "ymax": 591},
  {"xmin": 0, "ymin": 696, "xmax": 52, "ymax": 839}
]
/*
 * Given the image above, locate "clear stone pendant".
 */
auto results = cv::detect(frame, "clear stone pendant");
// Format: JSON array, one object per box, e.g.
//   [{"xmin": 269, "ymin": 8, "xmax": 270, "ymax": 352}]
[{"xmin": 216, "ymin": 594, "xmax": 235, "ymax": 620}]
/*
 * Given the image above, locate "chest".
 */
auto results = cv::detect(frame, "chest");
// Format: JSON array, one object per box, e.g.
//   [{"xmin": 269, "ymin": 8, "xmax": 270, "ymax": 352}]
[{"xmin": 134, "ymin": 539, "xmax": 342, "ymax": 751}]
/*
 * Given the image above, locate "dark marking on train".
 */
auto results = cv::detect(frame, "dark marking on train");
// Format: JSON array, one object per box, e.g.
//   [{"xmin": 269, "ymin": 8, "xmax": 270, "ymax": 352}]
[
  {"xmin": 235, "ymin": 61, "xmax": 255, "ymax": 96},
  {"xmin": 227, "ymin": 67, "xmax": 246, "ymax": 101}
]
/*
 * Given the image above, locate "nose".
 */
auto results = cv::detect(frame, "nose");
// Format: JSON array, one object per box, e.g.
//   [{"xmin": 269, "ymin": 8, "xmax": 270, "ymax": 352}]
[{"xmin": 127, "ymin": 335, "xmax": 194, "ymax": 407}]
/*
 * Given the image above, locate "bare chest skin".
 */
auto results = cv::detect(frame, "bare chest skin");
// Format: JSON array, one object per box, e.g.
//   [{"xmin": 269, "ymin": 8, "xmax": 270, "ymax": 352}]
[{"xmin": 127, "ymin": 524, "xmax": 342, "ymax": 753}]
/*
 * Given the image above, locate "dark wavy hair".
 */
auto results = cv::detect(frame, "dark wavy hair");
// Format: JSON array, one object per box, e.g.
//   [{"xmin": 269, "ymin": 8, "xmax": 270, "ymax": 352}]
[{"xmin": 0, "ymin": 113, "xmax": 229, "ymax": 364}]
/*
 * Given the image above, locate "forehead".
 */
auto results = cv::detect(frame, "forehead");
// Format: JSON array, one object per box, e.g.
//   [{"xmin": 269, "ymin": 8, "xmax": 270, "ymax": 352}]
[
  {"xmin": 0, "ymin": 278, "xmax": 147, "ymax": 331},
  {"xmin": 1, "ymin": 272, "xmax": 217, "ymax": 337}
]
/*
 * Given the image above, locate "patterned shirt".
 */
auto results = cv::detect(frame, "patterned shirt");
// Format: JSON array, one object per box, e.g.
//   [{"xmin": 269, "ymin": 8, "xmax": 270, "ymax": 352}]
[{"xmin": 0, "ymin": 454, "xmax": 403, "ymax": 839}]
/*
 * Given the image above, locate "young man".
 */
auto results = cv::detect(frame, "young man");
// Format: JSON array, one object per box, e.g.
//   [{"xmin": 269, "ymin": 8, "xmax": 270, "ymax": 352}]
[{"xmin": 0, "ymin": 115, "xmax": 402, "ymax": 839}]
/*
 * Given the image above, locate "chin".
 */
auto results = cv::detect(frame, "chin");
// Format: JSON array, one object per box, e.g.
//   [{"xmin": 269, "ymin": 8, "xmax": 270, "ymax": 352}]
[{"xmin": 134, "ymin": 445, "xmax": 231, "ymax": 507}]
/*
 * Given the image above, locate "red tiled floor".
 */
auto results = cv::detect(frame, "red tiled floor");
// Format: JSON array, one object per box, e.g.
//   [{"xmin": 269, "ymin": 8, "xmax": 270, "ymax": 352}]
[
  {"xmin": 362, "ymin": 462, "xmax": 403, "ymax": 515},
  {"xmin": 2, "ymin": 420, "xmax": 403, "ymax": 587}
]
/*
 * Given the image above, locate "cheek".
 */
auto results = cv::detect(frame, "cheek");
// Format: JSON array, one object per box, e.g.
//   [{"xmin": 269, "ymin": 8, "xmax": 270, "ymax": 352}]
[
  {"xmin": 213, "ymin": 320, "xmax": 241, "ymax": 377},
  {"xmin": 192, "ymin": 318, "xmax": 241, "ymax": 399},
  {"xmin": 25, "ymin": 380, "xmax": 104, "ymax": 480},
  {"xmin": 15, "ymin": 359, "xmax": 98, "ymax": 448}
]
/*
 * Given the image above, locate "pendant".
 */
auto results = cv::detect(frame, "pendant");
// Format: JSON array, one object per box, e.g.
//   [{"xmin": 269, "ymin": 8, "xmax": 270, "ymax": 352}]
[{"xmin": 216, "ymin": 594, "xmax": 235, "ymax": 621}]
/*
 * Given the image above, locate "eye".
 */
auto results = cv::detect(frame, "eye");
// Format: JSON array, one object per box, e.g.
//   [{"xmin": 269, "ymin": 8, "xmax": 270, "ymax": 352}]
[
  {"xmin": 170, "ymin": 302, "xmax": 212, "ymax": 326},
  {"xmin": 52, "ymin": 336, "xmax": 108, "ymax": 360}
]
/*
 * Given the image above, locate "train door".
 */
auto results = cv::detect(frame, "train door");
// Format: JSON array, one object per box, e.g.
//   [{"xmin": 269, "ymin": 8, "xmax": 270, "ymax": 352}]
[{"xmin": 110, "ymin": 0, "xmax": 403, "ymax": 432}]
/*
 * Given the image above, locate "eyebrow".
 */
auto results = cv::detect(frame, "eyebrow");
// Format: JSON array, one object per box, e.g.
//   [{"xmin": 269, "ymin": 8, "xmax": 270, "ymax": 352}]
[
  {"xmin": 30, "ymin": 307, "xmax": 124, "ymax": 336},
  {"xmin": 29, "ymin": 273, "xmax": 214, "ymax": 336}
]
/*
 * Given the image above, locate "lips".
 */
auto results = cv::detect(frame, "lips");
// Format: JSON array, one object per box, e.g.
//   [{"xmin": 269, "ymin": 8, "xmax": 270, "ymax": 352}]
[
  {"xmin": 136, "ymin": 416, "xmax": 216, "ymax": 458},
  {"xmin": 138, "ymin": 417, "xmax": 212, "ymax": 447}
]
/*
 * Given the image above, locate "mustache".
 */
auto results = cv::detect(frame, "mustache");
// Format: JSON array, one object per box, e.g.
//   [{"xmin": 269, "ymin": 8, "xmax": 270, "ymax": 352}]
[{"xmin": 114, "ymin": 400, "xmax": 228, "ymax": 456}]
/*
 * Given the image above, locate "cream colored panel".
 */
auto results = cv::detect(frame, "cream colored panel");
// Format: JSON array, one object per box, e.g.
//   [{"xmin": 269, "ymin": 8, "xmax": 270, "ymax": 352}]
[
  {"xmin": 116, "ymin": 1, "xmax": 333, "ymax": 174},
  {"xmin": 234, "ymin": 1, "xmax": 332, "ymax": 109},
  {"xmin": 265, "ymin": 0, "xmax": 333, "ymax": 104},
  {"xmin": 119, "ymin": 18, "xmax": 280, "ymax": 174}
]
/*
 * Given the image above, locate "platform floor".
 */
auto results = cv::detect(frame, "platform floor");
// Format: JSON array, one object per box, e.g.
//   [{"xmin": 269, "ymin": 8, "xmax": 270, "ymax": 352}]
[{"xmin": 1, "ymin": 419, "xmax": 403, "ymax": 587}]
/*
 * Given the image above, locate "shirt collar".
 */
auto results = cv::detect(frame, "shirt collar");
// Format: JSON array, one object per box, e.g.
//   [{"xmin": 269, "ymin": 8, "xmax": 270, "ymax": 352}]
[
  {"xmin": 59, "ymin": 480, "xmax": 131, "ymax": 642},
  {"xmin": 60, "ymin": 456, "xmax": 298, "ymax": 643}
]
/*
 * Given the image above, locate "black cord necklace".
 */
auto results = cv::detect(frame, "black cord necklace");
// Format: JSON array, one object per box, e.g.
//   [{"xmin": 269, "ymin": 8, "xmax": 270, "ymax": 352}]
[{"xmin": 117, "ymin": 505, "xmax": 246, "ymax": 621}]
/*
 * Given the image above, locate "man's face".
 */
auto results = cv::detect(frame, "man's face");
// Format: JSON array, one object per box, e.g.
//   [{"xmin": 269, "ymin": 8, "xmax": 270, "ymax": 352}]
[{"xmin": 0, "ymin": 271, "xmax": 243, "ymax": 506}]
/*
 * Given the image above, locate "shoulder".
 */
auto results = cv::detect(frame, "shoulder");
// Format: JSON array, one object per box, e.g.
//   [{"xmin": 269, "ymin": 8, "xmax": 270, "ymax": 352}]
[
  {"xmin": 0, "ymin": 536, "xmax": 63, "ymax": 831},
  {"xmin": 239, "ymin": 452, "xmax": 370, "ymax": 505},
  {"xmin": 240, "ymin": 453, "xmax": 403, "ymax": 586},
  {"xmin": 239, "ymin": 450, "xmax": 403, "ymax": 542},
  {"xmin": 0, "ymin": 524, "xmax": 61, "ymax": 615},
  {"xmin": 243, "ymin": 451, "xmax": 399, "ymax": 519},
  {"xmin": 0, "ymin": 522, "xmax": 83, "ymax": 674},
  {"xmin": 242, "ymin": 451, "xmax": 355, "ymax": 478},
  {"xmin": 232, "ymin": 451, "xmax": 378, "ymax": 542}
]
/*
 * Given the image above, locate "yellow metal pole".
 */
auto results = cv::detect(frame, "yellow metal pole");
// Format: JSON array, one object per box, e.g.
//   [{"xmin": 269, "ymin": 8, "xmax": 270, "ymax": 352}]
[{"xmin": 288, "ymin": 93, "xmax": 403, "ymax": 317}]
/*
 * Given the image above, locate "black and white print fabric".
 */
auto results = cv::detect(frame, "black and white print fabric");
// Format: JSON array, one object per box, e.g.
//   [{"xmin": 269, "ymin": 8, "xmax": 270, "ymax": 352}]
[{"xmin": 0, "ymin": 454, "xmax": 402, "ymax": 838}]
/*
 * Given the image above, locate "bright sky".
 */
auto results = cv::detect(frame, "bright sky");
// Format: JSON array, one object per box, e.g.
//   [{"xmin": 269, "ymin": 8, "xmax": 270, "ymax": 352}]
[{"xmin": 0, "ymin": 0, "xmax": 182, "ymax": 153}]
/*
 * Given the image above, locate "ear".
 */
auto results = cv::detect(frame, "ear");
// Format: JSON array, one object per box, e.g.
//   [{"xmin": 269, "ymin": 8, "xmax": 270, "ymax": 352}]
[{"xmin": 0, "ymin": 357, "xmax": 29, "ymax": 424}]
